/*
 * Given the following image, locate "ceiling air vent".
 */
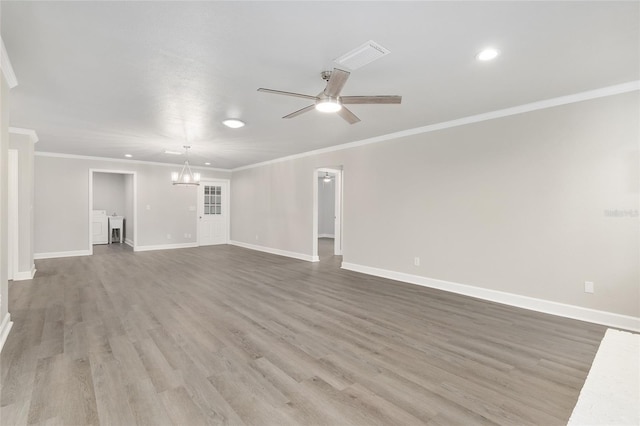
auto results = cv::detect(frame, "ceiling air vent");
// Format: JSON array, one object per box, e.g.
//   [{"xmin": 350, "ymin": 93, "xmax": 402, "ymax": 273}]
[{"xmin": 333, "ymin": 40, "xmax": 390, "ymax": 71}]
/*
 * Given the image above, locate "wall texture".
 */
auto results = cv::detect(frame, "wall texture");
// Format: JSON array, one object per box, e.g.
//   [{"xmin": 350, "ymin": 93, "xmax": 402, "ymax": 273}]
[
  {"xmin": 93, "ymin": 172, "xmax": 126, "ymax": 217},
  {"xmin": 231, "ymin": 92, "xmax": 639, "ymax": 319},
  {"xmin": 34, "ymin": 156, "xmax": 230, "ymax": 253}
]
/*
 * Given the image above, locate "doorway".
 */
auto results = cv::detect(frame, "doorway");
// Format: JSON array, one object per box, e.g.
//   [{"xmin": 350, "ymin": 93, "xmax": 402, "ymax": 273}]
[
  {"xmin": 197, "ymin": 179, "xmax": 230, "ymax": 246},
  {"xmin": 313, "ymin": 167, "xmax": 343, "ymax": 261},
  {"xmin": 88, "ymin": 169, "xmax": 137, "ymax": 254}
]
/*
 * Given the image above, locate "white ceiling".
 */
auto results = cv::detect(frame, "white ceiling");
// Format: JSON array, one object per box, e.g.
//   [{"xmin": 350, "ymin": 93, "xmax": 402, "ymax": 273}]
[{"xmin": 2, "ymin": 1, "xmax": 638, "ymax": 170}]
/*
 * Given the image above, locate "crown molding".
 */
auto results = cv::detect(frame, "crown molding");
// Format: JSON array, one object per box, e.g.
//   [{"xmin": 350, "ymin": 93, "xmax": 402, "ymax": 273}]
[
  {"xmin": 232, "ymin": 81, "xmax": 640, "ymax": 172},
  {"xmin": 35, "ymin": 151, "xmax": 231, "ymax": 172},
  {"xmin": 1, "ymin": 38, "xmax": 18, "ymax": 89},
  {"xmin": 9, "ymin": 127, "xmax": 39, "ymax": 143}
]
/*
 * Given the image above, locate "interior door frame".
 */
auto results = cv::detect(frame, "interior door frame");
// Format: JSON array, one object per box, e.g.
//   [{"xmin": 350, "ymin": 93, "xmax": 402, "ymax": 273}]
[
  {"xmin": 197, "ymin": 179, "xmax": 230, "ymax": 246},
  {"xmin": 7, "ymin": 149, "xmax": 19, "ymax": 280},
  {"xmin": 312, "ymin": 167, "xmax": 343, "ymax": 261},
  {"xmin": 88, "ymin": 169, "xmax": 138, "ymax": 254}
]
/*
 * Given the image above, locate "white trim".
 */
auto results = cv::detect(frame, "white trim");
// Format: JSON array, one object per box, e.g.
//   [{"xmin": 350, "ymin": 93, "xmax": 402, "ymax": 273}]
[
  {"xmin": 9, "ymin": 127, "xmax": 39, "ymax": 143},
  {"xmin": 229, "ymin": 240, "xmax": 319, "ymax": 262},
  {"xmin": 134, "ymin": 242, "xmax": 199, "ymax": 252},
  {"xmin": 0, "ymin": 313, "xmax": 14, "ymax": 353},
  {"xmin": 12, "ymin": 265, "xmax": 36, "ymax": 281},
  {"xmin": 1, "ymin": 38, "xmax": 18, "ymax": 89},
  {"xmin": 233, "ymin": 81, "xmax": 640, "ymax": 172},
  {"xmin": 125, "ymin": 238, "xmax": 134, "ymax": 247},
  {"xmin": 314, "ymin": 167, "xmax": 343, "ymax": 258},
  {"xmin": 34, "ymin": 250, "xmax": 91, "ymax": 260},
  {"xmin": 334, "ymin": 170, "xmax": 343, "ymax": 256},
  {"xmin": 36, "ymin": 151, "xmax": 230, "ymax": 172},
  {"xmin": 29, "ymin": 82, "xmax": 638, "ymax": 173},
  {"xmin": 7, "ymin": 150, "xmax": 18, "ymax": 280},
  {"xmin": 312, "ymin": 170, "xmax": 319, "ymax": 260},
  {"xmin": 341, "ymin": 262, "xmax": 640, "ymax": 332}
]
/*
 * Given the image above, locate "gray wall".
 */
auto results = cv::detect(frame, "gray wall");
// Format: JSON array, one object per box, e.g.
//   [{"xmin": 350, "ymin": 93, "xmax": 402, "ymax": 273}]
[
  {"xmin": 232, "ymin": 163, "xmax": 313, "ymax": 255},
  {"xmin": 9, "ymin": 132, "xmax": 35, "ymax": 274},
  {"xmin": 34, "ymin": 156, "xmax": 231, "ymax": 253},
  {"xmin": 318, "ymin": 174, "xmax": 335, "ymax": 237},
  {"xmin": 0, "ymin": 73, "xmax": 9, "ymax": 324},
  {"xmin": 231, "ymin": 92, "xmax": 640, "ymax": 318},
  {"xmin": 93, "ymin": 172, "xmax": 126, "ymax": 217}
]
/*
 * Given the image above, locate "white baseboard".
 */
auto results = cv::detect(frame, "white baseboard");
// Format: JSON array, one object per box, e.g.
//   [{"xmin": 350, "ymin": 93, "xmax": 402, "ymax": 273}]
[
  {"xmin": 134, "ymin": 242, "xmax": 198, "ymax": 252},
  {"xmin": 12, "ymin": 264, "xmax": 36, "ymax": 281},
  {"xmin": 125, "ymin": 238, "xmax": 134, "ymax": 248},
  {"xmin": 341, "ymin": 262, "xmax": 640, "ymax": 332},
  {"xmin": 229, "ymin": 240, "xmax": 319, "ymax": 262},
  {"xmin": 318, "ymin": 234, "xmax": 335, "ymax": 239},
  {"xmin": 34, "ymin": 250, "xmax": 91, "ymax": 260},
  {"xmin": 0, "ymin": 313, "xmax": 14, "ymax": 353}
]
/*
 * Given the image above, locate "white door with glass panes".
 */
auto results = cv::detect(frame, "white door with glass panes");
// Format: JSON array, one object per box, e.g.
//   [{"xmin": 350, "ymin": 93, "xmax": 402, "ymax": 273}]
[{"xmin": 198, "ymin": 180, "xmax": 229, "ymax": 246}]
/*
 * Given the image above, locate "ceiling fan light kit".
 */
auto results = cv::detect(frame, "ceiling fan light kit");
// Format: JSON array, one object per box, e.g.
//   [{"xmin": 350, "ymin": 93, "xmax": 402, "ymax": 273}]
[
  {"xmin": 315, "ymin": 98, "xmax": 342, "ymax": 113},
  {"xmin": 258, "ymin": 67, "xmax": 401, "ymax": 124}
]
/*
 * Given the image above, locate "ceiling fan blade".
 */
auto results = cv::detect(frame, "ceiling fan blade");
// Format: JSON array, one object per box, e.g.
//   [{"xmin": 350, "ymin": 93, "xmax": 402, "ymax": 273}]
[
  {"xmin": 258, "ymin": 88, "xmax": 317, "ymax": 101},
  {"xmin": 283, "ymin": 104, "xmax": 315, "ymax": 119},
  {"xmin": 340, "ymin": 95, "xmax": 402, "ymax": 104},
  {"xmin": 324, "ymin": 68, "xmax": 350, "ymax": 97},
  {"xmin": 336, "ymin": 106, "xmax": 361, "ymax": 124}
]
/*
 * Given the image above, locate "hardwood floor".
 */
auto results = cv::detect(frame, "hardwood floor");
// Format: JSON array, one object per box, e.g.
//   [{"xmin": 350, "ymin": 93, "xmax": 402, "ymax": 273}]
[{"xmin": 1, "ymin": 240, "xmax": 605, "ymax": 425}]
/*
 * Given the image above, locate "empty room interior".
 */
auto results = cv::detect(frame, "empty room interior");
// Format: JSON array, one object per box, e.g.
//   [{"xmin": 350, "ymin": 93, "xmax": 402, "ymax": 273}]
[{"xmin": 0, "ymin": 2, "xmax": 639, "ymax": 425}]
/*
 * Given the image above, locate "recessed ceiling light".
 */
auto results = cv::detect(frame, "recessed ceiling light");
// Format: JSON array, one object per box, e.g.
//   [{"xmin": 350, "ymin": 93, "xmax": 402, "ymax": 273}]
[
  {"xmin": 204, "ymin": 162, "xmax": 211, "ymax": 166},
  {"xmin": 222, "ymin": 119, "xmax": 245, "ymax": 129},
  {"xmin": 124, "ymin": 154, "xmax": 133, "ymax": 158},
  {"xmin": 164, "ymin": 150, "xmax": 183, "ymax": 155},
  {"xmin": 477, "ymin": 48, "xmax": 500, "ymax": 61}
]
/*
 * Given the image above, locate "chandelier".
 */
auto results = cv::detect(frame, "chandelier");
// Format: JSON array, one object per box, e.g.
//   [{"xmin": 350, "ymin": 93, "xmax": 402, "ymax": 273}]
[{"xmin": 171, "ymin": 146, "xmax": 200, "ymax": 186}]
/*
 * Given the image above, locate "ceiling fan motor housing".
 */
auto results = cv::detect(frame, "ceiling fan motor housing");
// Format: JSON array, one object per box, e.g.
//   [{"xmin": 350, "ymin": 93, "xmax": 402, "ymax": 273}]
[{"xmin": 257, "ymin": 67, "xmax": 400, "ymax": 124}]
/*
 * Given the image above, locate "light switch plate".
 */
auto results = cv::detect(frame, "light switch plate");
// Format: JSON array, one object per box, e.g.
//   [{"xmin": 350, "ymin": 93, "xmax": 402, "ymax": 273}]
[{"xmin": 584, "ymin": 281, "xmax": 594, "ymax": 293}]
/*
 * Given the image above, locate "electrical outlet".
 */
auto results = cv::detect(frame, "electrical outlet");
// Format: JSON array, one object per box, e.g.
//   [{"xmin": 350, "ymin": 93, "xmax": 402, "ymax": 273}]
[
  {"xmin": 146, "ymin": 205, "xmax": 151, "ymax": 210},
  {"xmin": 414, "ymin": 257, "xmax": 420, "ymax": 266},
  {"xmin": 584, "ymin": 281, "xmax": 594, "ymax": 293},
  {"xmin": 184, "ymin": 233, "xmax": 188, "ymax": 238},
  {"xmin": 167, "ymin": 234, "xmax": 172, "ymax": 240},
  {"xmin": 255, "ymin": 234, "xmax": 259, "ymax": 240}
]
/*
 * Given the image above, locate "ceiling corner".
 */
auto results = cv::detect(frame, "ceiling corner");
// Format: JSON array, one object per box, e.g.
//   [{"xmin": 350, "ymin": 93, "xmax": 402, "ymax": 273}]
[{"xmin": 1, "ymin": 37, "xmax": 18, "ymax": 89}]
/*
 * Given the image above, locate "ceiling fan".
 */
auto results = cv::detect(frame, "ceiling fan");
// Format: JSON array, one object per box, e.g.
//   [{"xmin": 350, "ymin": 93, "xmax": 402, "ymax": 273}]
[{"xmin": 257, "ymin": 68, "xmax": 401, "ymax": 124}]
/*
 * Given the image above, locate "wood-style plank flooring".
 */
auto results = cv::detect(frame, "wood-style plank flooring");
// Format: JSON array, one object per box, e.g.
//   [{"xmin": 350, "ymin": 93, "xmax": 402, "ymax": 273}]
[{"xmin": 1, "ymin": 239, "xmax": 605, "ymax": 425}]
